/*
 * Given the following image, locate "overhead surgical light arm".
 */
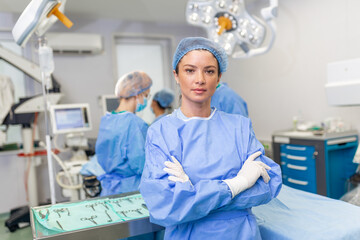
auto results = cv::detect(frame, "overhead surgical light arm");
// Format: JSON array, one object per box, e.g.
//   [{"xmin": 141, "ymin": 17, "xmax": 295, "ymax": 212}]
[
  {"xmin": 12, "ymin": 0, "xmax": 73, "ymax": 47},
  {"xmin": 186, "ymin": 0, "xmax": 278, "ymax": 59}
]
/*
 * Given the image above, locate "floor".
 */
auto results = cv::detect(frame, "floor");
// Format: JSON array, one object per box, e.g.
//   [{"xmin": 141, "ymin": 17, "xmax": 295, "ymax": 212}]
[{"xmin": 0, "ymin": 212, "xmax": 32, "ymax": 240}]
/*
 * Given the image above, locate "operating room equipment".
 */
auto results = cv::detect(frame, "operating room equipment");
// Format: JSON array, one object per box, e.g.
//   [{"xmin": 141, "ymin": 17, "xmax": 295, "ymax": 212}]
[
  {"xmin": 48, "ymin": 103, "xmax": 92, "ymax": 202},
  {"xmin": 186, "ymin": 0, "xmax": 278, "ymax": 58},
  {"xmin": 100, "ymin": 95, "xmax": 119, "ymax": 115},
  {"xmin": 10, "ymin": 0, "xmax": 74, "ymax": 209},
  {"xmin": 12, "ymin": 0, "xmax": 73, "ymax": 47},
  {"xmin": 30, "ymin": 192, "xmax": 163, "ymax": 240},
  {"xmin": 1, "ymin": 41, "xmax": 63, "ymax": 232},
  {"xmin": 272, "ymin": 129, "xmax": 358, "ymax": 198}
]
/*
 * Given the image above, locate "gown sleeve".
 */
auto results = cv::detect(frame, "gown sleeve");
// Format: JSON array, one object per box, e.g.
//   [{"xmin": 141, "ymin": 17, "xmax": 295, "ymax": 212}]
[
  {"xmin": 229, "ymin": 120, "xmax": 282, "ymax": 209},
  {"xmin": 140, "ymin": 127, "xmax": 233, "ymax": 227}
]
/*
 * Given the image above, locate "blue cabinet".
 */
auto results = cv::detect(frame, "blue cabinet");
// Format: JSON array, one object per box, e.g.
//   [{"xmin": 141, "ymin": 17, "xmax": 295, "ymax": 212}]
[
  {"xmin": 272, "ymin": 130, "xmax": 358, "ymax": 199},
  {"xmin": 280, "ymin": 144, "xmax": 317, "ymax": 193}
]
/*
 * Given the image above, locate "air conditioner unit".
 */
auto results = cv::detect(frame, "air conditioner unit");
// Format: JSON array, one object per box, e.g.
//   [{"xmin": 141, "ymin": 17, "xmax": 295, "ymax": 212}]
[{"xmin": 45, "ymin": 33, "xmax": 103, "ymax": 54}]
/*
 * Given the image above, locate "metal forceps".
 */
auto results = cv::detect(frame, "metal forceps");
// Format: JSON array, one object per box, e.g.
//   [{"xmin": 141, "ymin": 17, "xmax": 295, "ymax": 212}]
[
  {"xmin": 39, "ymin": 209, "xmax": 50, "ymax": 219},
  {"xmin": 81, "ymin": 215, "xmax": 98, "ymax": 225},
  {"xmin": 112, "ymin": 200, "xmax": 121, "ymax": 208},
  {"xmin": 99, "ymin": 201, "xmax": 109, "ymax": 210},
  {"xmin": 85, "ymin": 203, "xmax": 97, "ymax": 211},
  {"xmin": 53, "ymin": 208, "xmax": 69, "ymax": 218}
]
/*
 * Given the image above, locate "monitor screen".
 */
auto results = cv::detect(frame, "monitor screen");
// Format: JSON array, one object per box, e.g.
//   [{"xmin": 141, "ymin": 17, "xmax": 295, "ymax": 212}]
[
  {"xmin": 101, "ymin": 95, "xmax": 119, "ymax": 115},
  {"xmin": 50, "ymin": 104, "xmax": 91, "ymax": 134}
]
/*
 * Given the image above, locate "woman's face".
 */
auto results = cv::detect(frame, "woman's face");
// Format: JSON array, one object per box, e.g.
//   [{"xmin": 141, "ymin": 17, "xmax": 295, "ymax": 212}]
[{"xmin": 174, "ymin": 50, "xmax": 221, "ymax": 107}]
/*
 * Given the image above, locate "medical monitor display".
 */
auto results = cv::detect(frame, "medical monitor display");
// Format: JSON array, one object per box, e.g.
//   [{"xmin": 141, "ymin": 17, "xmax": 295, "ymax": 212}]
[
  {"xmin": 50, "ymin": 104, "xmax": 91, "ymax": 134},
  {"xmin": 101, "ymin": 95, "xmax": 119, "ymax": 115}
]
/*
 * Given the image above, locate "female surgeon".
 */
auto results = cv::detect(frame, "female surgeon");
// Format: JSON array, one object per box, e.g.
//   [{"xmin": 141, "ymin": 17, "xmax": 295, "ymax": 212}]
[
  {"xmin": 96, "ymin": 70, "xmax": 152, "ymax": 196},
  {"xmin": 140, "ymin": 37, "xmax": 282, "ymax": 239}
]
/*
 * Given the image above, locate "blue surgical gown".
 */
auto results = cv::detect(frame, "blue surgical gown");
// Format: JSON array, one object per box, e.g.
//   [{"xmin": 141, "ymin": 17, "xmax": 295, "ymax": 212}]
[
  {"xmin": 153, "ymin": 113, "xmax": 167, "ymax": 124},
  {"xmin": 96, "ymin": 111, "xmax": 148, "ymax": 196},
  {"xmin": 211, "ymin": 82, "xmax": 249, "ymax": 117},
  {"xmin": 140, "ymin": 108, "xmax": 282, "ymax": 240}
]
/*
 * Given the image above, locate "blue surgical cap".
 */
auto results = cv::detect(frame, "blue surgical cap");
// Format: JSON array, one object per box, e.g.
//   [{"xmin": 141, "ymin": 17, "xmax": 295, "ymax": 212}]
[
  {"xmin": 172, "ymin": 37, "xmax": 228, "ymax": 73},
  {"xmin": 153, "ymin": 89, "xmax": 175, "ymax": 108},
  {"xmin": 115, "ymin": 71, "xmax": 153, "ymax": 98}
]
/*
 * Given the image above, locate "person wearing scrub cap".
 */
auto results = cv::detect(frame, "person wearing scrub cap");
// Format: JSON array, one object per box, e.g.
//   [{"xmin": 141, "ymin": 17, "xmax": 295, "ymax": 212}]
[
  {"xmin": 95, "ymin": 70, "xmax": 152, "ymax": 196},
  {"xmin": 211, "ymin": 81, "xmax": 249, "ymax": 117},
  {"xmin": 151, "ymin": 88, "xmax": 175, "ymax": 123},
  {"xmin": 140, "ymin": 37, "xmax": 282, "ymax": 240}
]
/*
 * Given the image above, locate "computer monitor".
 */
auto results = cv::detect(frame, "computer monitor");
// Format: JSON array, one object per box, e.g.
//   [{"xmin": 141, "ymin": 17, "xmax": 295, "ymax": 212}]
[
  {"xmin": 49, "ymin": 104, "xmax": 92, "ymax": 135},
  {"xmin": 101, "ymin": 95, "xmax": 119, "ymax": 115}
]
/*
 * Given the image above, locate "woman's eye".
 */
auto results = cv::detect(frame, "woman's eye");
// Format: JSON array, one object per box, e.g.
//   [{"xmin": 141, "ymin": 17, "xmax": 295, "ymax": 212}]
[
  {"xmin": 206, "ymin": 70, "xmax": 215, "ymax": 74},
  {"xmin": 185, "ymin": 69, "xmax": 194, "ymax": 73}
]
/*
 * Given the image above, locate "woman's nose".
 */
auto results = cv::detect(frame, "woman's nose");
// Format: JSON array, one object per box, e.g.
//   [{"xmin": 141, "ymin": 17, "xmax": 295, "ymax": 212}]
[{"xmin": 196, "ymin": 72, "xmax": 206, "ymax": 85}]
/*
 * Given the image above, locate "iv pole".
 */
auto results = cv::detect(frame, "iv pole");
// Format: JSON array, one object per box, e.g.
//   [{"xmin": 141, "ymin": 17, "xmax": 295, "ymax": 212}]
[{"xmin": 12, "ymin": 0, "xmax": 73, "ymax": 205}]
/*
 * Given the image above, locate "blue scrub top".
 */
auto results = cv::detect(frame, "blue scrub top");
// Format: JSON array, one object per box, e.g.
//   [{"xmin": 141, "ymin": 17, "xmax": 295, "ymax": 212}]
[
  {"xmin": 96, "ymin": 111, "xmax": 148, "ymax": 196},
  {"xmin": 140, "ymin": 108, "xmax": 282, "ymax": 240},
  {"xmin": 211, "ymin": 82, "xmax": 249, "ymax": 117}
]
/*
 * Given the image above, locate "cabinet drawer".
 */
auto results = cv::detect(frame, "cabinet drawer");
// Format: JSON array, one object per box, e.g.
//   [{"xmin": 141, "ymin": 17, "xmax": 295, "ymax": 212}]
[
  {"xmin": 280, "ymin": 144, "xmax": 315, "ymax": 167},
  {"xmin": 280, "ymin": 144, "xmax": 315, "ymax": 157},
  {"xmin": 282, "ymin": 163, "xmax": 316, "ymax": 181},
  {"xmin": 282, "ymin": 176, "xmax": 317, "ymax": 193}
]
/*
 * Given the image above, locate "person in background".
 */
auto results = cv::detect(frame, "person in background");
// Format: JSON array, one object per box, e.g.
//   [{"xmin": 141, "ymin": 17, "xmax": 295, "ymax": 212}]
[
  {"xmin": 151, "ymin": 88, "xmax": 175, "ymax": 123},
  {"xmin": 140, "ymin": 37, "xmax": 282, "ymax": 240},
  {"xmin": 95, "ymin": 70, "xmax": 152, "ymax": 196},
  {"xmin": 211, "ymin": 81, "xmax": 249, "ymax": 117}
]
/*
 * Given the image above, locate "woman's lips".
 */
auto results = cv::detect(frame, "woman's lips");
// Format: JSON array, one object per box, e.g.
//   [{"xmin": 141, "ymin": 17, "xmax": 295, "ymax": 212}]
[{"xmin": 192, "ymin": 88, "xmax": 206, "ymax": 94}]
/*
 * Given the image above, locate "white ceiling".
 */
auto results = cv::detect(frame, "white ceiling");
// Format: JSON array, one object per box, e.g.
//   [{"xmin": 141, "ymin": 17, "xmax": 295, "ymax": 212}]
[{"xmin": 0, "ymin": 0, "xmax": 189, "ymax": 24}]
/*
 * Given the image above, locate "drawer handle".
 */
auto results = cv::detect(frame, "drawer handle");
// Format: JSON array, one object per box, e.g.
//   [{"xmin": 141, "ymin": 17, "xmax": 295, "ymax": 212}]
[
  {"xmin": 286, "ymin": 155, "xmax": 306, "ymax": 161},
  {"xmin": 327, "ymin": 137, "xmax": 357, "ymax": 145},
  {"xmin": 286, "ymin": 146, "xmax": 307, "ymax": 151},
  {"xmin": 288, "ymin": 178, "xmax": 308, "ymax": 186},
  {"xmin": 287, "ymin": 164, "xmax": 307, "ymax": 171}
]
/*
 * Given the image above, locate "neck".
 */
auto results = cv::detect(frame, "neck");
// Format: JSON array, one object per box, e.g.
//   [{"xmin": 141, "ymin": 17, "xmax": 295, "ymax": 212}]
[
  {"xmin": 180, "ymin": 99, "xmax": 211, "ymax": 118},
  {"xmin": 116, "ymin": 97, "xmax": 136, "ymax": 113},
  {"xmin": 154, "ymin": 107, "xmax": 165, "ymax": 117}
]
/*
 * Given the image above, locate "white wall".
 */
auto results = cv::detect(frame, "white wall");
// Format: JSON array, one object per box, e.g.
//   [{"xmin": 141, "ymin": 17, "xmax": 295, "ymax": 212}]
[{"xmin": 224, "ymin": 0, "xmax": 360, "ymax": 141}]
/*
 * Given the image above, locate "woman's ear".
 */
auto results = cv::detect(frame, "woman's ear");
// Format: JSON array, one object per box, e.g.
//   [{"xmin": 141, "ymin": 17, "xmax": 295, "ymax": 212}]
[
  {"xmin": 217, "ymin": 73, "xmax": 222, "ymax": 84},
  {"xmin": 173, "ymin": 70, "xmax": 180, "ymax": 85}
]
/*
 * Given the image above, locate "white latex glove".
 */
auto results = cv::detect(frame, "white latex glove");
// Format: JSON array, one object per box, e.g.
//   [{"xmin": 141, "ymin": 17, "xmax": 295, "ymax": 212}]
[
  {"xmin": 223, "ymin": 151, "xmax": 271, "ymax": 198},
  {"xmin": 163, "ymin": 156, "xmax": 192, "ymax": 184}
]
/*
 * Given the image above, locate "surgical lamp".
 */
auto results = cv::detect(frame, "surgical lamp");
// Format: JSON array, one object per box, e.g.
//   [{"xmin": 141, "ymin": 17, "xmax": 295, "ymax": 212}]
[
  {"xmin": 12, "ymin": 0, "xmax": 73, "ymax": 47},
  {"xmin": 186, "ymin": 0, "xmax": 278, "ymax": 58}
]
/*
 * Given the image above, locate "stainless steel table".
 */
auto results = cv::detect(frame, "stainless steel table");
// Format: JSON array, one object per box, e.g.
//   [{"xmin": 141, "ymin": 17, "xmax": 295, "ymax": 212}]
[{"xmin": 30, "ymin": 191, "xmax": 164, "ymax": 240}]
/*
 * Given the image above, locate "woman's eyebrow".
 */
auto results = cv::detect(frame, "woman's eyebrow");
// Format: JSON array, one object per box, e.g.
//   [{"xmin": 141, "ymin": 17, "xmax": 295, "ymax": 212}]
[
  {"xmin": 182, "ymin": 64, "xmax": 197, "ymax": 68},
  {"xmin": 204, "ymin": 65, "xmax": 217, "ymax": 69}
]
